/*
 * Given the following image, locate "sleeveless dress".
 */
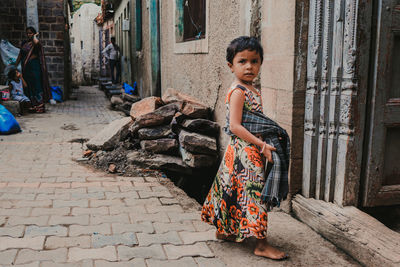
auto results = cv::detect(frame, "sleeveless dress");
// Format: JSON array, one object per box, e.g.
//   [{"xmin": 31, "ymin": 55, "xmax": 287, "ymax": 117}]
[{"xmin": 201, "ymin": 85, "xmax": 268, "ymax": 242}]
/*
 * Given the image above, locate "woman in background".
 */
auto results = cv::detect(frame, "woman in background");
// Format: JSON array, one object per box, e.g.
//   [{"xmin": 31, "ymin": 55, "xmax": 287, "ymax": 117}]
[{"xmin": 15, "ymin": 27, "xmax": 51, "ymax": 113}]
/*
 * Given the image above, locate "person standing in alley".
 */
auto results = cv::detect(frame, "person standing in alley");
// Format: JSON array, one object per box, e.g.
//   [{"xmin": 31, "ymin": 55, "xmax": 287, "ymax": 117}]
[
  {"xmin": 14, "ymin": 27, "xmax": 51, "ymax": 113},
  {"xmin": 102, "ymin": 37, "xmax": 121, "ymax": 85},
  {"xmin": 201, "ymin": 36, "xmax": 290, "ymax": 260}
]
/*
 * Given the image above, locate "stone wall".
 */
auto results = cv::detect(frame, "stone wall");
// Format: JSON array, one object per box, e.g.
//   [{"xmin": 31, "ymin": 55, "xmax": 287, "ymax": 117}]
[{"xmin": 0, "ymin": 0, "xmax": 69, "ymax": 90}]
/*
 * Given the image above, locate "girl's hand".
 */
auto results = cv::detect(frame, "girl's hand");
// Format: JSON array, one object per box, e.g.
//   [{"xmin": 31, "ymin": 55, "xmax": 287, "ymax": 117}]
[
  {"xmin": 261, "ymin": 142, "xmax": 276, "ymax": 163},
  {"xmin": 34, "ymin": 32, "xmax": 39, "ymax": 37}
]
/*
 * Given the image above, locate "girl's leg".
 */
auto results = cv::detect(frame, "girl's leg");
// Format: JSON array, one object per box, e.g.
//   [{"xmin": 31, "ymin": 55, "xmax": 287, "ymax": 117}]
[{"xmin": 254, "ymin": 238, "xmax": 288, "ymax": 260}]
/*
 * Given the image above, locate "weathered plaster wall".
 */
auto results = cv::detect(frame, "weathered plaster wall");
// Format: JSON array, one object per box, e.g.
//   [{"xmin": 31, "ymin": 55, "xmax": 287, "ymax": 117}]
[
  {"xmin": 260, "ymin": 0, "xmax": 308, "ymax": 196},
  {"xmin": 160, "ymin": 0, "xmax": 243, "ymax": 153},
  {"xmin": 70, "ymin": 3, "xmax": 101, "ymax": 85}
]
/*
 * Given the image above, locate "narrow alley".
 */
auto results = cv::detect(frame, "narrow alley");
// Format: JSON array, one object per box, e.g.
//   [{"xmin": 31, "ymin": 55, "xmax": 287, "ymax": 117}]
[{"xmin": 0, "ymin": 86, "xmax": 358, "ymax": 266}]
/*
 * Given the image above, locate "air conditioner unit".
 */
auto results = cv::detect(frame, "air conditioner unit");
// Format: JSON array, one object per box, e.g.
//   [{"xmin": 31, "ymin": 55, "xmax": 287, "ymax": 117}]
[{"xmin": 122, "ymin": 19, "xmax": 130, "ymax": 31}]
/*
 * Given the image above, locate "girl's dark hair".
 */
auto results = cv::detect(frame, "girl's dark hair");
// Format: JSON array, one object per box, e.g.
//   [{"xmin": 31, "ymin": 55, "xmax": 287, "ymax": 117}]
[
  {"xmin": 7, "ymin": 69, "xmax": 17, "ymax": 80},
  {"xmin": 26, "ymin": 27, "xmax": 37, "ymax": 34},
  {"xmin": 226, "ymin": 36, "xmax": 264, "ymax": 64}
]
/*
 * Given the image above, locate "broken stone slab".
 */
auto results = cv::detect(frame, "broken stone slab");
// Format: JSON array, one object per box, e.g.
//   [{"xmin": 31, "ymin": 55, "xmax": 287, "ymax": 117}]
[
  {"xmin": 181, "ymin": 102, "xmax": 210, "ymax": 119},
  {"xmin": 86, "ymin": 117, "xmax": 133, "ymax": 151},
  {"xmin": 134, "ymin": 101, "xmax": 184, "ymax": 129},
  {"xmin": 130, "ymin": 96, "xmax": 163, "ymax": 121},
  {"xmin": 127, "ymin": 150, "xmax": 191, "ymax": 174},
  {"xmin": 138, "ymin": 125, "xmax": 174, "ymax": 140},
  {"xmin": 140, "ymin": 138, "xmax": 178, "ymax": 154},
  {"xmin": 178, "ymin": 130, "xmax": 217, "ymax": 155},
  {"xmin": 162, "ymin": 88, "xmax": 206, "ymax": 107},
  {"xmin": 122, "ymin": 93, "xmax": 141, "ymax": 103},
  {"xmin": 179, "ymin": 146, "xmax": 217, "ymax": 168},
  {"xmin": 110, "ymin": 95, "xmax": 124, "ymax": 106},
  {"xmin": 181, "ymin": 119, "xmax": 220, "ymax": 137}
]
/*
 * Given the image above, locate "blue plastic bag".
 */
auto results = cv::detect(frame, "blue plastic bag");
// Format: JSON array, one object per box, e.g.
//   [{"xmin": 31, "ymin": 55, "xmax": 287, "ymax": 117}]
[
  {"xmin": 0, "ymin": 104, "xmax": 21, "ymax": 135},
  {"xmin": 123, "ymin": 82, "xmax": 136, "ymax": 95},
  {"xmin": 51, "ymin": 86, "xmax": 63, "ymax": 102}
]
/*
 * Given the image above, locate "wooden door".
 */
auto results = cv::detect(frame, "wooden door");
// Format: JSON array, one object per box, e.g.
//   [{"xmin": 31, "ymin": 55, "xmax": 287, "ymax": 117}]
[{"xmin": 363, "ymin": 0, "xmax": 400, "ymax": 206}]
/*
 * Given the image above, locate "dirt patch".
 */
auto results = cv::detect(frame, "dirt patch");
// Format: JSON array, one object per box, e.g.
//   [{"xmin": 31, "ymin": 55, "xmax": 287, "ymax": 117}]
[{"xmin": 69, "ymin": 138, "xmax": 89, "ymax": 143}]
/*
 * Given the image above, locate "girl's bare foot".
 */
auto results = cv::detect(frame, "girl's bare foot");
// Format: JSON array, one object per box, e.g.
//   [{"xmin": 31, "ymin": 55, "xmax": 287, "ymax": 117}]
[
  {"xmin": 215, "ymin": 231, "xmax": 236, "ymax": 242},
  {"xmin": 254, "ymin": 239, "xmax": 288, "ymax": 260}
]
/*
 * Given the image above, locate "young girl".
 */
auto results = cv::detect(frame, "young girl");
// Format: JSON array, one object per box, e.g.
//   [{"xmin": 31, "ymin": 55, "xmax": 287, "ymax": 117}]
[
  {"xmin": 201, "ymin": 36, "xmax": 288, "ymax": 260},
  {"xmin": 8, "ymin": 69, "xmax": 33, "ymax": 114}
]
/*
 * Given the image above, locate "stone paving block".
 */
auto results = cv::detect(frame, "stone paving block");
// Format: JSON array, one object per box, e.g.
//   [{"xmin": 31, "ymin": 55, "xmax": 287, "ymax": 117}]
[
  {"xmin": 192, "ymin": 221, "xmax": 215, "ymax": 232},
  {"xmin": 0, "ymin": 216, "xmax": 6, "ymax": 225},
  {"xmin": 56, "ymin": 177, "xmax": 87, "ymax": 183},
  {"xmin": 167, "ymin": 212, "xmax": 201, "ymax": 222},
  {"xmin": 31, "ymin": 207, "xmax": 70, "ymax": 216},
  {"xmin": 87, "ymin": 186, "xmax": 120, "ymax": 193},
  {"xmin": 0, "ymin": 207, "xmax": 31, "ymax": 216},
  {"xmin": 40, "ymin": 261, "xmax": 93, "ymax": 267},
  {"xmin": 69, "ymin": 223, "xmax": 111, "ymax": 236},
  {"xmin": 49, "ymin": 215, "xmax": 89, "ymax": 225},
  {"xmin": 0, "ymin": 225, "xmax": 25, "ymax": 237},
  {"xmin": 69, "ymin": 246, "xmax": 117, "ymax": 262},
  {"xmin": 146, "ymin": 204, "xmax": 184, "ymax": 213},
  {"xmin": 0, "ymin": 236, "xmax": 45, "ymax": 250},
  {"xmin": 110, "ymin": 205, "xmax": 145, "ymax": 215},
  {"xmin": 117, "ymin": 244, "xmax": 166, "ymax": 260},
  {"xmin": 71, "ymin": 182, "xmax": 101, "ymax": 188},
  {"xmin": 0, "ymin": 200, "xmax": 13, "ymax": 208},
  {"xmin": 159, "ymin": 198, "xmax": 180, "ymax": 205},
  {"xmin": 3, "ymin": 262, "xmax": 40, "ymax": 267},
  {"xmin": 120, "ymin": 186, "xmax": 147, "ymax": 192},
  {"xmin": 13, "ymin": 200, "xmax": 52, "ymax": 208},
  {"xmin": 90, "ymin": 214, "xmax": 130, "ymax": 225},
  {"xmin": 194, "ymin": 257, "xmax": 227, "ymax": 267},
  {"xmin": 6, "ymin": 216, "xmax": 49, "ymax": 226},
  {"xmin": 94, "ymin": 259, "xmax": 146, "ymax": 267},
  {"xmin": 130, "ymin": 212, "xmax": 170, "ymax": 223},
  {"xmin": 163, "ymin": 243, "xmax": 214, "ymax": 259},
  {"xmin": 153, "ymin": 222, "xmax": 196, "ymax": 234},
  {"xmin": 112, "ymin": 221, "xmax": 154, "ymax": 234},
  {"xmin": 92, "ymin": 232, "xmax": 138, "ymax": 248},
  {"xmin": 7, "ymin": 182, "xmax": 39, "ymax": 188},
  {"xmin": 144, "ymin": 177, "xmax": 159, "ymax": 183},
  {"xmin": 138, "ymin": 190, "xmax": 173, "ymax": 199},
  {"xmin": 0, "ymin": 249, "xmax": 18, "ymax": 265},
  {"xmin": 179, "ymin": 230, "xmax": 217, "ymax": 244},
  {"xmin": 137, "ymin": 231, "xmax": 182, "ymax": 246},
  {"xmin": 40, "ymin": 182, "xmax": 71, "ymax": 189},
  {"xmin": 25, "ymin": 225, "xmax": 68, "ymax": 237},
  {"xmin": 102, "ymin": 181, "xmax": 132, "ymax": 187},
  {"xmin": 89, "ymin": 199, "xmax": 124, "ymax": 208},
  {"xmin": 15, "ymin": 248, "xmax": 68, "ymax": 264},
  {"xmin": 36, "ymin": 193, "xmax": 70, "ymax": 200},
  {"xmin": 0, "ymin": 193, "xmax": 35, "ymax": 200},
  {"xmin": 71, "ymin": 192, "xmax": 105, "ymax": 200},
  {"xmin": 86, "ymin": 177, "xmax": 116, "ymax": 182},
  {"xmin": 117, "ymin": 176, "xmax": 145, "ymax": 182},
  {"xmin": 105, "ymin": 191, "xmax": 139, "ymax": 200},
  {"xmin": 55, "ymin": 188, "xmax": 86, "ymax": 194},
  {"xmin": 45, "ymin": 236, "xmax": 91, "ymax": 249},
  {"xmin": 20, "ymin": 187, "xmax": 55, "ymax": 194},
  {"xmin": 54, "ymin": 199, "xmax": 88, "ymax": 208},
  {"xmin": 146, "ymin": 257, "xmax": 198, "ymax": 267},
  {"xmin": 71, "ymin": 207, "xmax": 108, "ymax": 216}
]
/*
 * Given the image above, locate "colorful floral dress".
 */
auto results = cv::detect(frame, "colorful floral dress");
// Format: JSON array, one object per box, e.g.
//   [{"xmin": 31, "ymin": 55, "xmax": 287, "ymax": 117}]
[{"xmin": 201, "ymin": 85, "xmax": 268, "ymax": 242}]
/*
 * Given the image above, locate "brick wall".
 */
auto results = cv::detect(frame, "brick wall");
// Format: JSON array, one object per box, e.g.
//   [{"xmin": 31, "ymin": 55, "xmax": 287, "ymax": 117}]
[{"xmin": 0, "ymin": 0, "xmax": 68, "ymax": 88}]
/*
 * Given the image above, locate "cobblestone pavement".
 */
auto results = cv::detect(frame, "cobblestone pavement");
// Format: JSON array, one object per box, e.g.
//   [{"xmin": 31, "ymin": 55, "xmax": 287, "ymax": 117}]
[{"xmin": 0, "ymin": 86, "xmax": 359, "ymax": 266}]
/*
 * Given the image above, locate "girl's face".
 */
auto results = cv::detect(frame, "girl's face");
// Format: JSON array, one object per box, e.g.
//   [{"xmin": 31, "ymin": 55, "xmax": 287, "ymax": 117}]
[
  {"xmin": 26, "ymin": 29, "xmax": 34, "ymax": 40},
  {"xmin": 228, "ymin": 49, "xmax": 262, "ymax": 84},
  {"xmin": 15, "ymin": 71, "xmax": 21, "ymax": 79}
]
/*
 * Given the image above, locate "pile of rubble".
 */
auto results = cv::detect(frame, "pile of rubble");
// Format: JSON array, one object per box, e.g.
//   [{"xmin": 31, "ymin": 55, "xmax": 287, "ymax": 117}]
[{"xmin": 84, "ymin": 88, "xmax": 220, "ymax": 177}]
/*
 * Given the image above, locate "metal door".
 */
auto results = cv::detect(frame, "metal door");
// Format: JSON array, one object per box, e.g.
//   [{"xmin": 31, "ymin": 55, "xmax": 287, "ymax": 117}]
[
  {"xmin": 363, "ymin": 0, "xmax": 400, "ymax": 206},
  {"xmin": 150, "ymin": 0, "xmax": 161, "ymax": 96}
]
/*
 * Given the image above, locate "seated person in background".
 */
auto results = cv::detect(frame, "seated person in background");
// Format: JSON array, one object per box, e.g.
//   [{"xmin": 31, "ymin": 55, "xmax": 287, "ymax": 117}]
[{"xmin": 8, "ymin": 69, "xmax": 33, "ymax": 114}]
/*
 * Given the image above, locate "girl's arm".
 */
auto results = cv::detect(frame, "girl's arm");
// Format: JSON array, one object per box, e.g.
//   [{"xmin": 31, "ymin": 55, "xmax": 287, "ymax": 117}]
[
  {"xmin": 21, "ymin": 76, "xmax": 27, "ymax": 88},
  {"xmin": 229, "ymin": 89, "xmax": 276, "ymax": 162}
]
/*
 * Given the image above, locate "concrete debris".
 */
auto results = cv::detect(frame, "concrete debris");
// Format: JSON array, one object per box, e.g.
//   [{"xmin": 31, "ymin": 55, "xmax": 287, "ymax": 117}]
[
  {"xmin": 178, "ymin": 130, "xmax": 217, "ymax": 155},
  {"xmin": 140, "ymin": 138, "xmax": 178, "ymax": 154},
  {"xmin": 130, "ymin": 96, "xmax": 163, "ymax": 121},
  {"xmin": 86, "ymin": 117, "xmax": 133, "ymax": 151}
]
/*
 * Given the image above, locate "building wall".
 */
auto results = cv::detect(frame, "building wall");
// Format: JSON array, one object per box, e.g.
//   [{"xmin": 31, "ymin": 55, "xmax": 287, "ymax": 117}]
[
  {"xmin": 70, "ymin": 3, "xmax": 101, "ymax": 85},
  {"xmin": 0, "ymin": 0, "xmax": 71, "ymax": 93}
]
